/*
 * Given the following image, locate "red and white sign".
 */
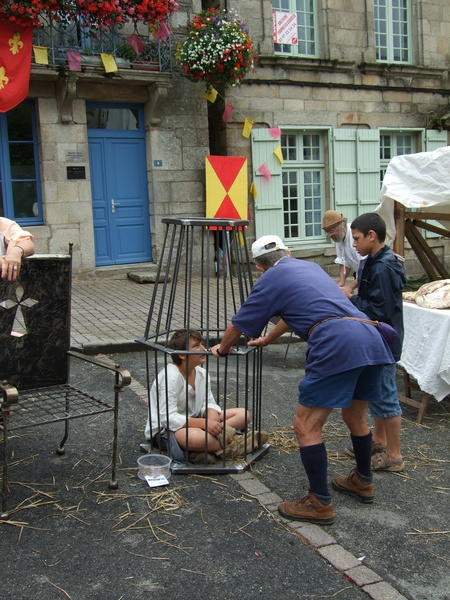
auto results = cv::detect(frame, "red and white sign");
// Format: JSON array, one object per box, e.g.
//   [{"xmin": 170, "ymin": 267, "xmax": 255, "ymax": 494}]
[{"xmin": 273, "ymin": 11, "xmax": 298, "ymax": 45}]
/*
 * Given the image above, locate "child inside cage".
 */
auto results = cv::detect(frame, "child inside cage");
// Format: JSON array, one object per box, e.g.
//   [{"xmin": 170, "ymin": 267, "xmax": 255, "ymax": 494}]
[{"xmin": 144, "ymin": 328, "xmax": 268, "ymax": 464}]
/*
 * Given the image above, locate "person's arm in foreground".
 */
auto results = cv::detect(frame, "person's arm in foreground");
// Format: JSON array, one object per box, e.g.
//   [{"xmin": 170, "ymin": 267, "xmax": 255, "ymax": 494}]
[
  {"xmin": 1, "ymin": 235, "xmax": 35, "ymax": 281},
  {"xmin": 337, "ymin": 264, "xmax": 352, "ymax": 287},
  {"xmin": 248, "ymin": 318, "xmax": 291, "ymax": 347},
  {"xmin": 340, "ymin": 277, "xmax": 358, "ymax": 296},
  {"xmin": 210, "ymin": 323, "xmax": 242, "ymax": 357}
]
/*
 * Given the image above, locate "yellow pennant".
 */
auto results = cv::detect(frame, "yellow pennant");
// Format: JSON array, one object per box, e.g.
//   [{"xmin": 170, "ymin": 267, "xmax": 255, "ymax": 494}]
[
  {"xmin": 33, "ymin": 46, "xmax": 48, "ymax": 65},
  {"xmin": 203, "ymin": 86, "xmax": 218, "ymax": 103},
  {"xmin": 242, "ymin": 118, "xmax": 254, "ymax": 139},
  {"xmin": 100, "ymin": 53, "xmax": 118, "ymax": 73},
  {"xmin": 273, "ymin": 144, "xmax": 284, "ymax": 164}
]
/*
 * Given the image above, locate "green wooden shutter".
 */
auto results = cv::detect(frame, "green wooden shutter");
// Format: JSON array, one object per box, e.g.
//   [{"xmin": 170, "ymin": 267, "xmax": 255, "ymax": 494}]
[
  {"xmin": 332, "ymin": 129, "xmax": 380, "ymax": 223},
  {"xmin": 332, "ymin": 129, "xmax": 358, "ymax": 220},
  {"xmin": 425, "ymin": 129, "xmax": 448, "ymax": 151},
  {"xmin": 251, "ymin": 129, "xmax": 284, "ymax": 239},
  {"xmin": 357, "ymin": 129, "xmax": 381, "ymax": 210}
]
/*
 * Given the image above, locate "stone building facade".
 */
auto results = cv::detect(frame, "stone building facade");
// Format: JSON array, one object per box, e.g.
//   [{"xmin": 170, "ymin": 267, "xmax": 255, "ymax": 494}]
[{"xmin": 2, "ymin": 0, "xmax": 449, "ymax": 276}]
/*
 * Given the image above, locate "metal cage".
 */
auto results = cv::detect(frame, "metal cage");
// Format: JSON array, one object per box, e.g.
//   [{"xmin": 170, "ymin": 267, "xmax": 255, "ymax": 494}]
[{"xmin": 137, "ymin": 218, "xmax": 269, "ymax": 474}]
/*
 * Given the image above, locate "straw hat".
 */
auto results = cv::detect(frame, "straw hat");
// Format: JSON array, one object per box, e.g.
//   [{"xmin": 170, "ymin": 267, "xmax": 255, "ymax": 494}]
[{"xmin": 322, "ymin": 210, "xmax": 345, "ymax": 231}]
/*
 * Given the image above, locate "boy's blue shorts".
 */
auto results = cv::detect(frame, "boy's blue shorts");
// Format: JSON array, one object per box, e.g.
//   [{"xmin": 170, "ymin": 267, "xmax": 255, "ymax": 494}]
[
  {"xmin": 299, "ymin": 364, "xmax": 385, "ymax": 409},
  {"xmin": 369, "ymin": 362, "xmax": 402, "ymax": 419}
]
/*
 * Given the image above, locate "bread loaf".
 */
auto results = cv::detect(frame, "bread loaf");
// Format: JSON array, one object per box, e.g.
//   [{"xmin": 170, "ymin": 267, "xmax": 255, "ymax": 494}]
[
  {"xmin": 402, "ymin": 291, "xmax": 418, "ymax": 302},
  {"xmin": 415, "ymin": 280, "xmax": 450, "ymax": 309}
]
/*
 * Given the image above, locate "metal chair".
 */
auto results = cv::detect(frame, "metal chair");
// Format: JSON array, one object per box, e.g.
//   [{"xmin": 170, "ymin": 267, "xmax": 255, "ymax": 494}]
[{"xmin": 0, "ymin": 248, "xmax": 131, "ymax": 519}]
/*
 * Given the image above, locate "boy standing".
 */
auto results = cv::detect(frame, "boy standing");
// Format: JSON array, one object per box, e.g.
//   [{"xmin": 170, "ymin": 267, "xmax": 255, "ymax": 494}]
[
  {"xmin": 343, "ymin": 212, "xmax": 406, "ymax": 472},
  {"xmin": 145, "ymin": 329, "xmax": 265, "ymax": 463}
]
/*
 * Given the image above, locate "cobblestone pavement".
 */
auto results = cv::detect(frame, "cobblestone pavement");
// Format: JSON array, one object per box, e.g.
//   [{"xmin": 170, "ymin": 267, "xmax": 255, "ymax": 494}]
[{"xmin": 71, "ymin": 274, "xmax": 153, "ymax": 350}]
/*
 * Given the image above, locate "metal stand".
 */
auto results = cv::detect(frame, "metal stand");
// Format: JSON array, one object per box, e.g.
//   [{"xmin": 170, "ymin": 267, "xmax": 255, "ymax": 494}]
[{"xmin": 137, "ymin": 218, "xmax": 269, "ymax": 473}]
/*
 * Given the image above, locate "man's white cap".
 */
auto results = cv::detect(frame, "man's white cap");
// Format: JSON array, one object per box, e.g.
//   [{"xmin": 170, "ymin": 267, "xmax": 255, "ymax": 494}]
[{"xmin": 252, "ymin": 235, "xmax": 288, "ymax": 259}]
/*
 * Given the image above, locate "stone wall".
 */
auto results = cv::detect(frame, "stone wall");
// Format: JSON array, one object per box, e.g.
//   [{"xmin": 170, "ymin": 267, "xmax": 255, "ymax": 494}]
[
  {"xmin": 24, "ymin": 0, "xmax": 450, "ymax": 275},
  {"xmin": 222, "ymin": 0, "xmax": 450, "ymax": 277}
]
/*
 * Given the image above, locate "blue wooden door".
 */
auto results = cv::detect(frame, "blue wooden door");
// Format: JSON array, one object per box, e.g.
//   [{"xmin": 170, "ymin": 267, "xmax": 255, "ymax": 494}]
[{"xmin": 88, "ymin": 104, "xmax": 152, "ymax": 266}]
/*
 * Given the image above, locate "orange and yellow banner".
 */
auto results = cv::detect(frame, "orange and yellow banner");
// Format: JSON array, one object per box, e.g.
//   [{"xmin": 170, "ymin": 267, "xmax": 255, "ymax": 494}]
[{"xmin": 0, "ymin": 22, "xmax": 33, "ymax": 112}]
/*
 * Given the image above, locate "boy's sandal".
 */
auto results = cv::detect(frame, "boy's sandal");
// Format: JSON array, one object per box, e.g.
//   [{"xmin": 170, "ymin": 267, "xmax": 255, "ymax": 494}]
[
  {"xmin": 371, "ymin": 450, "xmax": 405, "ymax": 472},
  {"xmin": 188, "ymin": 452, "xmax": 217, "ymax": 464},
  {"xmin": 344, "ymin": 442, "xmax": 386, "ymax": 458}
]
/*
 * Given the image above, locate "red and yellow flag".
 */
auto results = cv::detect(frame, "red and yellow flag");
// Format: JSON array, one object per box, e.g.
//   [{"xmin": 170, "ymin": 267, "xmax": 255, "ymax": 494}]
[
  {"xmin": 0, "ymin": 23, "xmax": 32, "ymax": 113},
  {"xmin": 206, "ymin": 156, "xmax": 248, "ymax": 221}
]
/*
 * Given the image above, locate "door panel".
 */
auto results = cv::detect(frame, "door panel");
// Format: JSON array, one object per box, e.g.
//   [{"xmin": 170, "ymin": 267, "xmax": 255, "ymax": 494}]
[{"xmin": 89, "ymin": 135, "xmax": 152, "ymax": 266}]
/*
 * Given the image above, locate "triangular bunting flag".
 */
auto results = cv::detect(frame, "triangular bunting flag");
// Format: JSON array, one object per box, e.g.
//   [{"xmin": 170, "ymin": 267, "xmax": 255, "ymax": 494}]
[
  {"xmin": 204, "ymin": 86, "xmax": 218, "ymax": 103},
  {"xmin": 33, "ymin": 46, "xmax": 48, "ymax": 65},
  {"xmin": 155, "ymin": 21, "xmax": 171, "ymax": 41},
  {"xmin": 269, "ymin": 127, "xmax": 282, "ymax": 138},
  {"xmin": 149, "ymin": 21, "xmax": 158, "ymax": 38},
  {"xmin": 242, "ymin": 118, "xmax": 254, "ymax": 138},
  {"xmin": 250, "ymin": 181, "xmax": 257, "ymax": 200},
  {"xmin": 222, "ymin": 102, "xmax": 235, "ymax": 123},
  {"xmin": 66, "ymin": 50, "xmax": 82, "ymax": 71},
  {"xmin": 273, "ymin": 144, "xmax": 284, "ymax": 164},
  {"xmin": 100, "ymin": 53, "xmax": 118, "ymax": 73},
  {"xmin": 257, "ymin": 163, "xmax": 272, "ymax": 180},
  {"xmin": 127, "ymin": 33, "xmax": 145, "ymax": 55}
]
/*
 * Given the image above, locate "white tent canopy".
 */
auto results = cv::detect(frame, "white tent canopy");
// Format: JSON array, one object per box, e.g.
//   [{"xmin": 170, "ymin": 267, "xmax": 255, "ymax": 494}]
[{"xmin": 376, "ymin": 145, "xmax": 450, "ymax": 245}]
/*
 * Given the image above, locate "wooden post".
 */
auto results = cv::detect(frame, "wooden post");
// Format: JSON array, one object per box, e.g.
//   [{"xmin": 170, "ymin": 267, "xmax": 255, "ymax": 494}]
[{"xmin": 393, "ymin": 201, "xmax": 405, "ymax": 256}]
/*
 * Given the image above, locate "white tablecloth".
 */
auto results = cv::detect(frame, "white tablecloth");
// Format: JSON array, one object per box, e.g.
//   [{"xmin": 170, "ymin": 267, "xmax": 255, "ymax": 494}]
[{"xmin": 399, "ymin": 302, "xmax": 450, "ymax": 401}]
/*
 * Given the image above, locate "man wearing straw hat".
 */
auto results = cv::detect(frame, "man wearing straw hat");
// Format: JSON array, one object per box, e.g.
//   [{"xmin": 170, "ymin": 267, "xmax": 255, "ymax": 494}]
[
  {"xmin": 211, "ymin": 234, "xmax": 395, "ymax": 525},
  {"xmin": 321, "ymin": 210, "xmax": 363, "ymax": 294}
]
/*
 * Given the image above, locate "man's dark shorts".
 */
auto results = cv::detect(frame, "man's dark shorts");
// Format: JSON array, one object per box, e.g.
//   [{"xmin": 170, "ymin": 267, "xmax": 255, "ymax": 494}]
[{"xmin": 299, "ymin": 364, "xmax": 384, "ymax": 408}]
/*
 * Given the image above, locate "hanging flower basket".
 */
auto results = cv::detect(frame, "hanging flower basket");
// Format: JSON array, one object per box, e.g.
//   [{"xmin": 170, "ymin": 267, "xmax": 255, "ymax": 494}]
[
  {"xmin": 176, "ymin": 8, "xmax": 257, "ymax": 88},
  {"xmin": 0, "ymin": 0, "xmax": 178, "ymax": 29}
]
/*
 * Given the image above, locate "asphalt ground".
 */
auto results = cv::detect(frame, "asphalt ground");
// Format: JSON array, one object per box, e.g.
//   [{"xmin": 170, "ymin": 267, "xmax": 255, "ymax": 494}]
[
  {"xmin": 2, "ymin": 340, "xmax": 450, "ymax": 600},
  {"xmin": 1, "ymin": 273, "xmax": 450, "ymax": 600}
]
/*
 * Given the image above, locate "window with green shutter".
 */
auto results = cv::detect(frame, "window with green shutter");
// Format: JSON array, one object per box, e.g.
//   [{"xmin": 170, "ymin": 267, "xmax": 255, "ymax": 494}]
[{"xmin": 251, "ymin": 127, "xmax": 447, "ymax": 246}]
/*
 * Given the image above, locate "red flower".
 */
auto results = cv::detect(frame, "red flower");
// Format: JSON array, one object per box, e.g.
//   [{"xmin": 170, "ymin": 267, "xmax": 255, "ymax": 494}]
[{"xmin": 0, "ymin": 0, "xmax": 178, "ymax": 28}]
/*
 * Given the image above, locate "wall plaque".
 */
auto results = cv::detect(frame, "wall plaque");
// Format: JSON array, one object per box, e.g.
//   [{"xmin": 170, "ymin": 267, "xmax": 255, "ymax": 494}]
[{"xmin": 67, "ymin": 166, "xmax": 86, "ymax": 180}]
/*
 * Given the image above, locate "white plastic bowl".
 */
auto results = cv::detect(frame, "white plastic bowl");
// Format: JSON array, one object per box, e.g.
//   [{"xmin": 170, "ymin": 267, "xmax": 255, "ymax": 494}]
[{"xmin": 137, "ymin": 454, "xmax": 172, "ymax": 480}]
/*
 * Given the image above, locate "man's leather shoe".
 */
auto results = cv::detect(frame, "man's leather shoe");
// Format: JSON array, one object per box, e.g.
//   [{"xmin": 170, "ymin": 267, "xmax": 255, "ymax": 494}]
[
  {"xmin": 278, "ymin": 491, "xmax": 335, "ymax": 525},
  {"xmin": 332, "ymin": 468, "xmax": 374, "ymax": 503}
]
